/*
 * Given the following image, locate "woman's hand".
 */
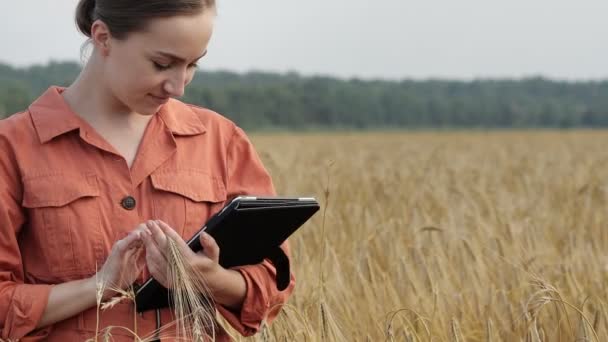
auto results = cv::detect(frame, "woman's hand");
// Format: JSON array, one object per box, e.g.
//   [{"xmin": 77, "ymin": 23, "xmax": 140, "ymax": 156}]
[
  {"xmin": 142, "ymin": 220, "xmax": 247, "ymax": 310},
  {"xmin": 95, "ymin": 226, "xmax": 146, "ymax": 299},
  {"xmin": 141, "ymin": 220, "xmax": 222, "ymax": 289}
]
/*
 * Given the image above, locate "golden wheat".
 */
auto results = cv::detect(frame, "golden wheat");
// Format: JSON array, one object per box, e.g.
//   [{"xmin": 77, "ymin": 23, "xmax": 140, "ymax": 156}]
[{"xmin": 239, "ymin": 131, "xmax": 608, "ymax": 341}]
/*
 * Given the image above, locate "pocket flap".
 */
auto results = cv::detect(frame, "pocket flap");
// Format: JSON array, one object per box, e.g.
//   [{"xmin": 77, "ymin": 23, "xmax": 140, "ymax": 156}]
[
  {"xmin": 150, "ymin": 169, "xmax": 226, "ymax": 203},
  {"xmin": 22, "ymin": 173, "xmax": 100, "ymax": 208}
]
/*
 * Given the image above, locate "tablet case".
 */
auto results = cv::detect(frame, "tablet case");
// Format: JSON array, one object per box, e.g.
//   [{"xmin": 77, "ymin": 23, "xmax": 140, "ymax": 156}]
[{"xmin": 134, "ymin": 196, "xmax": 320, "ymax": 312}]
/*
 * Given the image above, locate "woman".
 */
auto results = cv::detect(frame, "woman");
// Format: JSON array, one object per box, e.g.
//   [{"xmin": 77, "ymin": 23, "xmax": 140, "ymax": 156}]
[{"xmin": 0, "ymin": 0, "xmax": 295, "ymax": 340}]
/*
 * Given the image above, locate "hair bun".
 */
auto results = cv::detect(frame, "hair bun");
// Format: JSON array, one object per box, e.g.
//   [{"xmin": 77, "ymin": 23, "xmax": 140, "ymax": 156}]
[{"xmin": 75, "ymin": 0, "xmax": 97, "ymax": 37}]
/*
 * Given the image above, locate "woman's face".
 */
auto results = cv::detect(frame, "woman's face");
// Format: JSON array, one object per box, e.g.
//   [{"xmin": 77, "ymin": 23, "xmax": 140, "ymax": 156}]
[{"xmin": 100, "ymin": 11, "xmax": 215, "ymax": 115}]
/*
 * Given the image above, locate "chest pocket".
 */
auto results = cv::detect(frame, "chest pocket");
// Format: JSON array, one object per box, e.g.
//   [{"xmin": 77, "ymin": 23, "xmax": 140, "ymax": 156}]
[
  {"xmin": 22, "ymin": 173, "xmax": 102, "ymax": 279},
  {"xmin": 150, "ymin": 169, "xmax": 227, "ymax": 240}
]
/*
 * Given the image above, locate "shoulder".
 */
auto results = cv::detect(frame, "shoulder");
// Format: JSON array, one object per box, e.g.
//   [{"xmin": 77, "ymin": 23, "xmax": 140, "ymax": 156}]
[
  {"xmin": 0, "ymin": 111, "xmax": 37, "ymax": 149},
  {"xmin": 0, "ymin": 112, "xmax": 34, "ymax": 187},
  {"xmin": 0, "ymin": 110, "xmax": 34, "ymax": 138}
]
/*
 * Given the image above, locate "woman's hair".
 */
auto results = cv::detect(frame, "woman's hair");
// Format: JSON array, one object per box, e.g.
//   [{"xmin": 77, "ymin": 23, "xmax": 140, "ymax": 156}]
[{"xmin": 75, "ymin": 0, "xmax": 216, "ymax": 40}]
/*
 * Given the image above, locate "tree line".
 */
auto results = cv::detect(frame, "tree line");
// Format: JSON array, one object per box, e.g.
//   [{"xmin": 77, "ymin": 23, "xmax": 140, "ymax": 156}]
[{"xmin": 1, "ymin": 61, "xmax": 607, "ymax": 130}]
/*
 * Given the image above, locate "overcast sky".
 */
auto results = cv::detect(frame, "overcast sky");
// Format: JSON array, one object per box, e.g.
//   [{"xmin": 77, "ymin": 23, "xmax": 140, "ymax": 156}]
[{"xmin": 0, "ymin": 1, "xmax": 606, "ymax": 80}]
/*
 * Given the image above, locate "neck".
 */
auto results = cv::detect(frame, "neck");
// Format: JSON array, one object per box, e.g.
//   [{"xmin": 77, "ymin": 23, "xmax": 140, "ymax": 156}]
[{"xmin": 62, "ymin": 54, "xmax": 151, "ymax": 132}]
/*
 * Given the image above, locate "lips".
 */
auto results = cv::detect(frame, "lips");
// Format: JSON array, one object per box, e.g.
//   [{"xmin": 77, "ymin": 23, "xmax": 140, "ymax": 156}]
[{"xmin": 149, "ymin": 94, "xmax": 170, "ymax": 104}]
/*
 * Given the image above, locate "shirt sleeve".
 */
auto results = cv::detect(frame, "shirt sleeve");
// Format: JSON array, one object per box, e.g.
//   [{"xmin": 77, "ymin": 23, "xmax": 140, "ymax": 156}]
[
  {"xmin": 0, "ymin": 135, "xmax": 53, "ymax": 340},
  {"xmin": 216, "ymin": 125, "xmax": 296, "ymax": 336}
]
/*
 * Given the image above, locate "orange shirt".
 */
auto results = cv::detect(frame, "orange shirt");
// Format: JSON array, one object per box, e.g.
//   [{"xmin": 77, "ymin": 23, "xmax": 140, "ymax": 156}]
[{"xmin": 0, "ymin": 87, "xmax": 295, "ymax": 341}]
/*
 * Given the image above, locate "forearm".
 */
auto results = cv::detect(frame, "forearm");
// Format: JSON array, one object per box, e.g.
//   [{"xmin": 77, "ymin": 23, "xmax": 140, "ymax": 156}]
[
  {"xmin": 207, "ymin": 268, "xmax": 247, "ymax": 311},
  {"xmin": 36, "ymin": 276, "xmax": 98, "ymax": 329},
  {"xmin": 214, "ymin": 261, "xmax": 296, "ymax": 336}
]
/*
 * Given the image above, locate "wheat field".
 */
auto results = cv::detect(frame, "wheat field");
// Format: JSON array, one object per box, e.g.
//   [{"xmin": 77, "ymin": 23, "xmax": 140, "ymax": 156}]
[{"xmin": 218, "ymin": 131, "xmax": 608, "ymax": 342}]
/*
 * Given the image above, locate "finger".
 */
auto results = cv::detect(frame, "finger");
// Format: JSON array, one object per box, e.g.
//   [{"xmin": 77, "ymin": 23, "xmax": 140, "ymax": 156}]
[
  {"xmin": 146, "ymin": 221, "xmax": 170, "ymax": 258},
  {"xmin": 122, "ymin": 249, "xmax": 144, "ymax": 282},
  {"xmin": 147, "ymin": 262, "xmax": 163, "ymax": 283},
  {"xmin": 127, "ymin": 235, "xmax": 143, "ymax": 250},
  {"xmin": 199, "ymin": 232, "xmax": 220, "ymax": 263},
  {"xmin": 157, "ymin": 221, "xmax": 194, "ymax": 257},
  {"xmin": 125, "ymin": 244, "xmax": 144, "ymax": 261},
  {"xmin": 135, "ymin": 246, "xmax": 146, "ymax": 263},
  {"xmin": 128, "ymin": 224, "xmax": 150, "ymax": 247},
  {"xmin": 154, "ymin": 220, "xmax": 182, "ymax": 240},
  {"xmin": 146, "ymin": 220, "xmax": 164, "ymax": 241},
  {"xmin": 129, "ymin": 223, "xmax": 149, "ymax": 245},
  {"xmin": 114, "ymin": 230, "xmax": 142, "ymax": 254},
  {"xmin": 141, "ymin": 229, "xmax": 163, "ymax": 261},
  {"xmin": 135, "ymin": 249, "xmax": 147, "ymax": 272},
  {"xmin": 147, "ymin": 220, "xmax": 167, "ymax": 247},
  {"xmin": 147, "ymin": 260, "xmax": 170, "ymax": 288},
  {"xmin": 133, "ymin": 222, "xmax": 148, "ymax": 233},
  {"xmin": 125, "ymin": 247, "xmax": 145, "ymax": 272},
  {"xmin": 142, "ymin": 235, "xmax": 171, "ymax": 277}
]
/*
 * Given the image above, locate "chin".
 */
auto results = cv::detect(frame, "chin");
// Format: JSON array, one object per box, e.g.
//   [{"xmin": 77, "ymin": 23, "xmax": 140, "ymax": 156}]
[{"xmin": 133, "ymin": 103, "xmax": 163, "ymax": 116}]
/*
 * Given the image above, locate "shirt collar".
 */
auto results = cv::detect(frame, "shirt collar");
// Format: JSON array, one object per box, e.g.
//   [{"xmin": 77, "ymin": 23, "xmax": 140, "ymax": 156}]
[
  {"xmin": 158, "ymin": 98, "xmax": 207, "ymax": 136},
  {"xmin": 28, "ymin": 86, "xmax": 82, "ymax": 144},
  {"xmin": 28, "ymin": 86, "xmax": 206, "ymax": 144}
]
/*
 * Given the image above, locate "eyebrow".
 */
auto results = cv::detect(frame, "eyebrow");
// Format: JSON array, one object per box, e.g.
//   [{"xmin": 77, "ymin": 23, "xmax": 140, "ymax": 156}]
[{"xmin": 155, "ymin": 50, "xmax": 208, "ymax": 63}]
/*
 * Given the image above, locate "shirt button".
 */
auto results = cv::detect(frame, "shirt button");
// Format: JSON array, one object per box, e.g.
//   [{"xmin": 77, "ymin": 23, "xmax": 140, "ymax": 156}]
[{"xmin": 121, "ymin": 196, "xmax": 136, "ymax": 210}]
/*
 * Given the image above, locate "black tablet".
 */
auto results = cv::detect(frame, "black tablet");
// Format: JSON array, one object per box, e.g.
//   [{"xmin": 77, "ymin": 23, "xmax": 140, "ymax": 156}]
[{"xmin": 134, "ymin": 196, "xmax": 320, "ymax": 312}]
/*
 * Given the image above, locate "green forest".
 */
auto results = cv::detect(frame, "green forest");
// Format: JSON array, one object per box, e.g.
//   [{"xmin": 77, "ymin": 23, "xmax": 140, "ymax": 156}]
[{"xmin": 1, "ymin": 61, "xmax": 607, "ymax": 130}]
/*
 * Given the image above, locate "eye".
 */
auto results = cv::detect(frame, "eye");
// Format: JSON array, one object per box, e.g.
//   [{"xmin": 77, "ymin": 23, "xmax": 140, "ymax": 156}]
[
  {"xmin": 153, "ymin": 61, "xmax": 171, "ymax": 71},
  {"xmin": 188, "ymin": 62, "xmax": 199, "ymax": 69}
]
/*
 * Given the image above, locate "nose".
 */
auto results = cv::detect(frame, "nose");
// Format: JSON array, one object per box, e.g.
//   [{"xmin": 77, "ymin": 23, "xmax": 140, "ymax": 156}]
[{"xmin": 163, "ymin": 70, "xmax": 187, "ymax": 98}]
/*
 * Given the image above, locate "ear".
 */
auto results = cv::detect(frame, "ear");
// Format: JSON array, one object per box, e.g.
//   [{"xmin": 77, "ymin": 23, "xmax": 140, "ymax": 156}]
[{"xmin": 90, "ymin": 19, "xmax": 112, "ymax": 57}]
